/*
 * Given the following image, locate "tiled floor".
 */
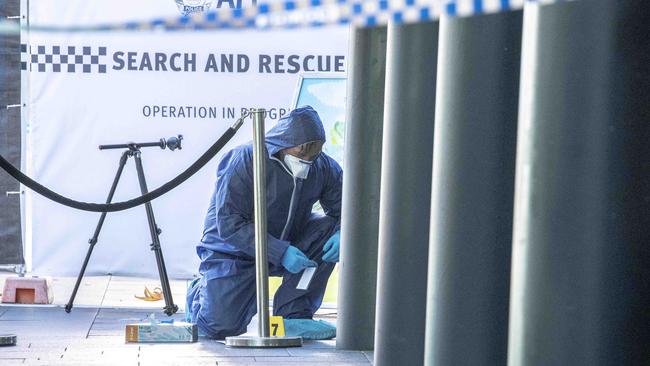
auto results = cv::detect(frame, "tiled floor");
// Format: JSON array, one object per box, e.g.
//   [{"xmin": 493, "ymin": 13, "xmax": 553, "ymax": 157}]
[{"xmin": 0, "ymin": 273, "xmax": 371, "ymax": 365}]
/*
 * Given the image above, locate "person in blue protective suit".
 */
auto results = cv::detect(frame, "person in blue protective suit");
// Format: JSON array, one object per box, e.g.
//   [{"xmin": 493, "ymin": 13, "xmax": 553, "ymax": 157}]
[{"xmin": 186, "ymin": 106, "xmax": 342, "ymax": 340}]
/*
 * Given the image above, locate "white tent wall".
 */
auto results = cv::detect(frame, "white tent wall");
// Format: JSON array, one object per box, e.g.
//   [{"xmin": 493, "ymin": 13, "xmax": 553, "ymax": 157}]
[{"xmin": 23, "ymin": 0, "xmax": 348, "ymax": 278}]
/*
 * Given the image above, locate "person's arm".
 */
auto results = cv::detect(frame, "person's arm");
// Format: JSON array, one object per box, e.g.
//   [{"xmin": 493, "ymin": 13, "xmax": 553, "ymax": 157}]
[
  {"xmin": 214, "ymin": 148, "xmax": 290, "ymax": 265},
  {"xmin": 319, "ymin": 156, "xmax": 343, "ymax": 221}
]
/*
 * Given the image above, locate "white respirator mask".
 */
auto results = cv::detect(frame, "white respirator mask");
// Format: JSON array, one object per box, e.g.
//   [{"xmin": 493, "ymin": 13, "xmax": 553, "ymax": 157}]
[{"xmin": 283, "ymin": 154, "xmax": 313, "ymax": 180}]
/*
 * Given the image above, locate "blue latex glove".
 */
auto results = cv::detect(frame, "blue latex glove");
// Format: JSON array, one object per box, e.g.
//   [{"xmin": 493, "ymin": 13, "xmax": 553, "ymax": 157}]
[
  {"xmin": 322, "ymin": 230, "xmax": 340, "ymax": 263},
  {"xmin": 282, "ymin": 246, "xmax": 317, "ymax": 274}
]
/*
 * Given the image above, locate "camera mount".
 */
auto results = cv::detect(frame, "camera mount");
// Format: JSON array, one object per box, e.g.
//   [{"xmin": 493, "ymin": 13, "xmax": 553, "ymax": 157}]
[
  {"xmin": 65, "ymin": 136, "xmax": 183, "ymax": 316},
  {"xmin": 98, "ymin": 135, "xmax": 183, "ymax": 151}
]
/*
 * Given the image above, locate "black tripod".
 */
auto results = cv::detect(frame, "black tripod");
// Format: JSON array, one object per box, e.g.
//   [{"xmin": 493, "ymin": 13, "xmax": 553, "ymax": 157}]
[{"xmin": 65, "ymin": 136, "xmax": 183, "ymax": 316}]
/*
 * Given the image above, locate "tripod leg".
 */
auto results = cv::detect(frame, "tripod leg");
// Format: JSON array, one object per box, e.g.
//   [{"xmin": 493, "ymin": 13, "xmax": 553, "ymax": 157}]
[
  {"xmin": 65, "ymin": 151, "xmax": 129, "ymax": 313},
  {"xmin": 133, "ymin": 152, "xmax": 178, "ymax": 316}
]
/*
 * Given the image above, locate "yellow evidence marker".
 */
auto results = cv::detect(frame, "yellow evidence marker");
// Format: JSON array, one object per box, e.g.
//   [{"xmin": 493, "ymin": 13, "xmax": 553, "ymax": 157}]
[{"xmin": 269, "ymin": 316, "xmax": 285, "ymax": 337}]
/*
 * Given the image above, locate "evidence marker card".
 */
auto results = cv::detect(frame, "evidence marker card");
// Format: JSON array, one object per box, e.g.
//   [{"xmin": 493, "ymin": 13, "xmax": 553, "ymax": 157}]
[{"xmin": 296, "ymin": 267, "xmax": 317, "ymax": 290}]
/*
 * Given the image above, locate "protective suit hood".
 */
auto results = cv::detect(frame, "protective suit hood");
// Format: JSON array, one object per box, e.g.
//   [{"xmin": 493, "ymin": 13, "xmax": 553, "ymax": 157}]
[{"xmin": 266, "ymin": 106, "xmax": 326, "ymax": 156}]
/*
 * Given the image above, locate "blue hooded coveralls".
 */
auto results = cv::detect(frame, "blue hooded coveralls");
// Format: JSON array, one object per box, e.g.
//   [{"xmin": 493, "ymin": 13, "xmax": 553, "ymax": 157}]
[{"xmin": 186, "ymin": 106, "xmax": 343, "ymax": 339}]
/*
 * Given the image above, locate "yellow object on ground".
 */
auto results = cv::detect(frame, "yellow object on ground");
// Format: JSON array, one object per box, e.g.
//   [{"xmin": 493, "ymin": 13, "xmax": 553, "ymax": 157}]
[
  {"xmin": 134, "ymin": 286, "xmax": 163, "ymax": 302},
  {"xmin": 270, "ymin": 316, "xmax": 285, "ymax": 336}
]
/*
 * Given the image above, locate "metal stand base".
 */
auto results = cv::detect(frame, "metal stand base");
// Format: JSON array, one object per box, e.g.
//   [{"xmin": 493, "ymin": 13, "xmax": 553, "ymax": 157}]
[
  {"xmin": 0, "ymin": 334, "xmax": 17, "ymax": 346},
  {"xmin": 225, "ymin": 336, "xmax": 303, "ymax": 348}
]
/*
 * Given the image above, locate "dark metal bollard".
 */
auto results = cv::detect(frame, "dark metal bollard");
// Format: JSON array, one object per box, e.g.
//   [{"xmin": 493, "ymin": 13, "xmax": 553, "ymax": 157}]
[
  {"xmin": 374, "ymin": 20, "xmax": 439, "ymax": 366},
  {"xmin": 508, "ymin": 1, "xmax": 650, "ymax": 364},
  {"xmin": 337, "ymin": 25, "xmax": 387, "ymax": 352},
  {"xmin": 424, "ymin": 10, "xmax": 522, "ymax": 366}
]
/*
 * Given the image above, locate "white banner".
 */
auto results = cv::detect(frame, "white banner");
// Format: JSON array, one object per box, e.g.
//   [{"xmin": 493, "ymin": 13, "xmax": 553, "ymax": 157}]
[{"xmin": 24, "ymin": 0, "xmax": 348, "ymax": 278}]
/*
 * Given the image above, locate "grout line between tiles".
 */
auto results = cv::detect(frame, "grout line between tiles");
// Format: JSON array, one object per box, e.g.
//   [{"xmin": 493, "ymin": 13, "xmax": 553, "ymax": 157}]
[{"xmin": 85, "ymin": 275, "xmax": 112, "ymax": 339}]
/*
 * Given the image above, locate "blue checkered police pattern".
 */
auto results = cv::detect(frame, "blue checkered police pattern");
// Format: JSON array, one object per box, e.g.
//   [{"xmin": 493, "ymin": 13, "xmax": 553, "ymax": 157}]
[
  {"xmin": 21, "ymin": 45, "xmax": 108, "ymax": 73},
  {"xmin": 5, "ymin": 0, "xmax": 566, "ymax": 33}
]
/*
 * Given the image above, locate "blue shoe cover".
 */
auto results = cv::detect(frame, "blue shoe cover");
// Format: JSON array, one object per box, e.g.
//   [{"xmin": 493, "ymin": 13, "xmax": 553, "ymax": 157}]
[
  {"xmin": 185, "ymin": 277, "xmax": 201, "ymax": 323},
  {"xmin": 283, "ymin": 319, "xmax": 336, "ymax": 340}
]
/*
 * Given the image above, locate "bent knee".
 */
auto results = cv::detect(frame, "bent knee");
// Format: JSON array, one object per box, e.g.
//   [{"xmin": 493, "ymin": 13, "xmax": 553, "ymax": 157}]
[{"xmin": 196, "ymin": 312, "xmax": 248, "ymax": 340}]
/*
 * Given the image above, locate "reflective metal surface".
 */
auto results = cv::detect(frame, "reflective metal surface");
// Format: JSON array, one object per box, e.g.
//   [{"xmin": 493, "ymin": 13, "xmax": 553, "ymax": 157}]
[
  {"xmin": 225, "ymin": 336, "xmax": 303, "ymax": 348},
  {"xmin": 251, "ymin": 108, "xmax": 270, "ymax": 338}
]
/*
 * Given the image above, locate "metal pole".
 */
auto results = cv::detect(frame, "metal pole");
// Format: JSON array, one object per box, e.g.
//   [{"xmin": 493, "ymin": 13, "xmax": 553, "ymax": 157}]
[
  {"xmin": 374, "ymin": 21, "xmax": 438, "ymax": 366},
  {"xmin": 225, "ymin": 109, "xmax": 302, "ymax": 348},
  {"xmin": 509, "ymin": 1, "xmax": 650, "ymax": 364},
  {"xmin": 337, "ymin": 25, "xmax": 386, "ymax": 351},
  {"xmin": 252, "ymin": 108, "xmax": 271, "ymax": 338},
  {"xmin": 65, "ymin": 151, "xmax": 129, "ymax": 313},
  {"xmin": 0, "ymin": 0, "xmax": 23, "ymax": 267},
  {"xmin": 134, "ymin": 151, "xmax": 178, "ymax": 316}
]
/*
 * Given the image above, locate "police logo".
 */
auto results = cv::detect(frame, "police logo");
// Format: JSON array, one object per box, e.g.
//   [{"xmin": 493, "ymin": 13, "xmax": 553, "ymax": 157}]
[{"xmin": 175, "ymin": 0, "xmax": 213, "ymax": 16}]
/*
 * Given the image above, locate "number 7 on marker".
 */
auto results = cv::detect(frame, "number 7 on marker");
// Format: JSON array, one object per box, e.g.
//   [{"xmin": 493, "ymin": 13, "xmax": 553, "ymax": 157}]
[{"xmin": 269, "ymin": 316, "xmax": 285, "ymax": 337}]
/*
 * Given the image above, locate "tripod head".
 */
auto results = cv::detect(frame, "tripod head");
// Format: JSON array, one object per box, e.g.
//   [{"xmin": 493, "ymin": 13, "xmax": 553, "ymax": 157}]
[{"xmin": 98, "ymin": 135, "xmax": 183, "ymax": 151}]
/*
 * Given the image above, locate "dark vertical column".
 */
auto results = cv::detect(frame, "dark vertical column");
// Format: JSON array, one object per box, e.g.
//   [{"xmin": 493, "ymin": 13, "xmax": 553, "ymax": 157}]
[
  {"xmin": 0, "ymin": 0, "xmax": 24, "ymax": 266},
  {"xmin": 374, "ymin": 21, "xmax": 438, "ymax": 366},
  {"xmin": 424, "ymin": 10, "xmax": 522, "ymax": 366},
  {"xmin": 508, "ymin": 1, "xmax": 650, "ymax": 365},
  {"xmin": 337, "ymin": 25, "xmax": 386, "ymax": 351}
]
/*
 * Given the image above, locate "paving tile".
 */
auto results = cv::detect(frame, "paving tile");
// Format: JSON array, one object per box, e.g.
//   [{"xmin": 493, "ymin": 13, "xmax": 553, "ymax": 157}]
[
  {"xmin": 62, "ymin": 347, "xmax": 139, "ymax": 358},
  {"xmin": 259, "ymin": 362, "xmax": 370, "ymax": 366},
  {"xmin": 139, "ymin": 344, "xmax": 291, "ymax": 358},
  {"xmin": 0, "ymin": 360, "xmax": 26, "ymax": 366},
  {"xmin": 25, "ymin": 360, "xmax": 138, "ymax": 366},
  {"xmin": 66, "ymin": 337, "xmax": 127, "ymax": 346},
  {"xmin": 1, "ymin": 343, "xmax": 63, "ymax": 352},
  {"xmin": 48, "ymin": 276, "xmax": 111, "ymax": 307},
  {"xmin": 143, "ymin": 355, "xmax": 257, "ymax": 362},
  {"xmin": 87, "ymin": 329, "xmax": 124, "ymax": 336},
  {"xmin": 140, "ymin": 351, "xmax": 243, "ymax": 359},
  {"xmin": 59, "ymin": 355, "xmax": 139, "ymax": 364},
  {"xmin": 64, "ymin": 343, "xmax": 135, "ymax": 351},
  {"xmin": 12, "ymin": 339, "xmax": 75, "ymax": 348},
  {"xmin": 284, "ymin": 349, "xmax": 369, "ymax": 362},
  {"xmin": 0, "ymin": 277, "xmax": 365, "ymax": 366},
  {"xmin": 1, "ymin": 310, "xmax": 90, "ymax": 341},
  {"xmin": 139, "ymin": 361, "xmax": 223, "ymax": 366},
  {"xmin": 87, "ymin": 322, "xmax": 127, "ymax": 330},
  {"xmin": 101, "ymin": 276, "xmax": 187, "ymax": 310},
  {"xmin": 0, "ymin": 347, "xmax": 30, "ymax": 353},
  {"xmin": 363, "ymin": 350, "xmax": 374, "ymax": 362},
  {"xmin": 19, "ymin": 353, "xmax": 67, "ymax": 363},
  {"xmin": 94, "ymin": 308, "xmax": 184, "ymax": 323},
  {"xmin": 0, "ymin": 306, "xmax": 96, "ymax": 320},
  {"xmin": 301, "ymin": 340, "xmax": 337, "ymax": 349}
]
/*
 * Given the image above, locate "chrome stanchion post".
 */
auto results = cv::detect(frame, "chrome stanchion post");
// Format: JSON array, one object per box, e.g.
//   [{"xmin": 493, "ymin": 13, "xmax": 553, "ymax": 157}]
[
  {"xmin": 253, "ymin": 107, "xmax": 271, "ymax": 338},
  {"xmin": 225, "ymin": 108, "xmax": 302, "ymax": 348}
]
